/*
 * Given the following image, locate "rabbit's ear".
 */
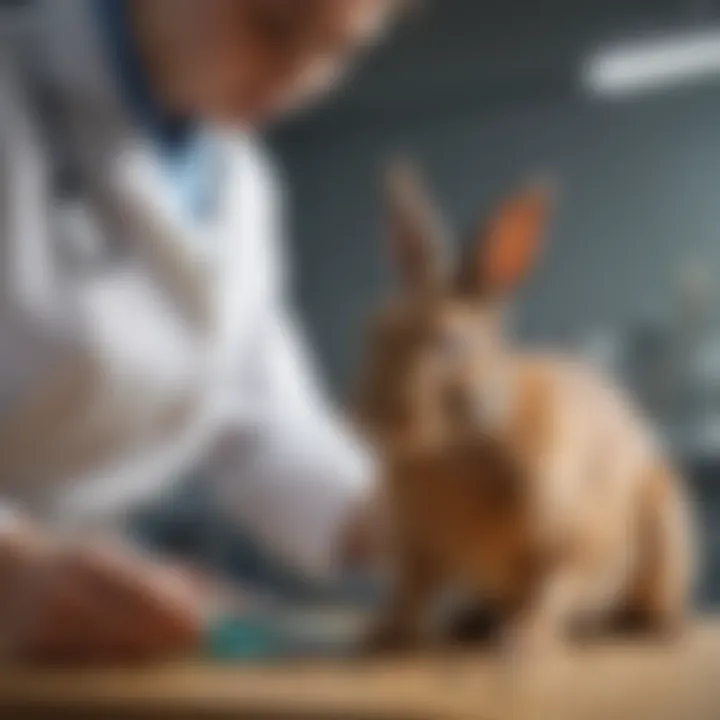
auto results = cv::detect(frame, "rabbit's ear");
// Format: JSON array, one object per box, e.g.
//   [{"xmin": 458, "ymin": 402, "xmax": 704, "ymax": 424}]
[
  {"xmin": 384, "ymin": 161, "xmax": 450, "ymax": 291},
  {"xmin": 459, "ymin": 181, "xmax": 553, "ymax": 297}
]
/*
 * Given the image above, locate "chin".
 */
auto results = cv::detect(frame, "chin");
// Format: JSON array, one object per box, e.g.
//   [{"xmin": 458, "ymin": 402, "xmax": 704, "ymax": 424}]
[
  {"xmin": 202, "ymin": 105, "xmax": 252, "ymax": 129},
  {"xmin": 193, "ymin": 95, "xmax": 259, "ymax": 129}
]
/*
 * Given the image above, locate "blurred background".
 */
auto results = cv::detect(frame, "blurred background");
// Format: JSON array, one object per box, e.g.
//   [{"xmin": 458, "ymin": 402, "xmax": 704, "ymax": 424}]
[
  {"xmin": 3, "ymin": 0, "xmax": 720, "ymax": 607},
  {"xmin": 267, "ymin": 0, "xmax": 720, "ymax": 607},
  {"xmin": 268, "ymin": 0, "xmax": 720, "ymax": 411}
]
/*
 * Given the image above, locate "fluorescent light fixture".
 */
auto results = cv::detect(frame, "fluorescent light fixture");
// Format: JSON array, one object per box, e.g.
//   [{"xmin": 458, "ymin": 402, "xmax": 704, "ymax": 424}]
[{"xmin": 585, "ymin": 27, "xmax": 720, "ymax": 97}]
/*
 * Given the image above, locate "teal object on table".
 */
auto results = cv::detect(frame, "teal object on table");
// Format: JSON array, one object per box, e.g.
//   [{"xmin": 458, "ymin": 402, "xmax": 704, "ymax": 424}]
[
  {"xmin": 204, "ymin": 610, "xmax": 366, "ymax": 662},
  {"xmin": 205, "ymin": 615, "xmax": 283, "ymax": 661}
]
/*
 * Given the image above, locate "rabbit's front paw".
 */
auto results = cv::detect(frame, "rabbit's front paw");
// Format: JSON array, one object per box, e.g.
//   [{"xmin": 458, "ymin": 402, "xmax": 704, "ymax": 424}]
[
  {"xmin": 499, "ymin": 616, "xmax": 563, "ymax": 670},
  {"xmin": 360, "ymin": 617, "xmax": 422, "ymax": 657}
]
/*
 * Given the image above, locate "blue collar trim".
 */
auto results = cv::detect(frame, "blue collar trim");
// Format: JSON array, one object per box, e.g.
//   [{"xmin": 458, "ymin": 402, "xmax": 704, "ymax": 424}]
[{"xmin": 93, "ymin": 0, "xmax": 195, "ymax": 152}]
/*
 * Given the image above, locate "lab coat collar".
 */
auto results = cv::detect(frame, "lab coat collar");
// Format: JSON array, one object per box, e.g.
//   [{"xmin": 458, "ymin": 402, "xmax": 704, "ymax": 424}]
[
  {"xmin": 92, "ymin": 0, "xmax": 197, "ymax": 152},
  {"xmin": 30, "ymin": 0, "xmax": 220, "ymax": 335},
  {"xmin": 30, "ymin": 0, "xmax": 262, "ymax": 347}
]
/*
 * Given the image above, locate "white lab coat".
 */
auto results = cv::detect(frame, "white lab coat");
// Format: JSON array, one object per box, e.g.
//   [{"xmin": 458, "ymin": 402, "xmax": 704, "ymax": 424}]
[{"xmin": 0, "ymin": 0, "xmax": 372, "ymax": 578}]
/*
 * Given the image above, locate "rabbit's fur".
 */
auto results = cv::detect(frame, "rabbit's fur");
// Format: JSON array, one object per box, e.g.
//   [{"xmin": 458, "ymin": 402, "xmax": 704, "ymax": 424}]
[{"xmin": 355, "ymin": 165, "xmax": 694, "ymax": 654}]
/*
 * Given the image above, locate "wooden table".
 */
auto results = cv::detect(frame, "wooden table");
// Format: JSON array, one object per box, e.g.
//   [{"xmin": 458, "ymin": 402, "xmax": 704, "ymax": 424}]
[{"xmin": 1, "ymin": 621, "xmax": 719, "ymax": 720}]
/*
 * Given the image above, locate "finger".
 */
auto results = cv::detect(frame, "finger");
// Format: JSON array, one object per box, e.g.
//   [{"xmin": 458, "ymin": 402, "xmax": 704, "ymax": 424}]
[
  {"xmin": 21, "ymin": 561, "xmax": 160, "ymax": 665},
  {"xmin": 69, "ymin": 548, "xmax": 203, "ymax": 656},
  {"xmin": 19, "ymin": 569, "xmax": 112, "ymax": 664}
]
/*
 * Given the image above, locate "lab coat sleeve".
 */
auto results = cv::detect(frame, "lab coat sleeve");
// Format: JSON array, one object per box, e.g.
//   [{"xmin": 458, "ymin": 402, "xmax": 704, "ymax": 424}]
[
  {"xmin": 0, "ymin": 57, "xmax": 188, "ymax": 530},
  {"xmin": 0, "ymin": 52, "xmax": 59, "ymax": 321},
  {"xmin": 0, "ymin": 58, "xmax": 60, "ymax": 529},
  {"xmin": 211, "ymin": 145, "xmax": 375, "ymax": 581}
]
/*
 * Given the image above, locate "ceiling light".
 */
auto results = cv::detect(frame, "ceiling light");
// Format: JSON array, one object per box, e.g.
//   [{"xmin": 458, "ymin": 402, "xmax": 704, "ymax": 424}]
[{"xmin": 585, "ymin": 27, "xmax": 720, "ymax": 96}]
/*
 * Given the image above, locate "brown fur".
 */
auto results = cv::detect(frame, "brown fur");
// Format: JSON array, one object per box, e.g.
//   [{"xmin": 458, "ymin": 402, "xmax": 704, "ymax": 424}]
[{"xmin": 355, "ymin": 164, "xmax": 694, "ymax": 655}]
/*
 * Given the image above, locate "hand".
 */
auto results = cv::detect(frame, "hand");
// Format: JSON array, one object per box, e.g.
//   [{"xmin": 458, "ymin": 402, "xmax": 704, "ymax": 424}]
[{"xmin": 0, "ymin": 526, "xmax": 203, "ymax": 666}]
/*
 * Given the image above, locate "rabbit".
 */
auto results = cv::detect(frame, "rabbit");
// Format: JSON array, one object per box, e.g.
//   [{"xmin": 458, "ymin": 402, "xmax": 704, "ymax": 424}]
[{"xmin": 353, "ymin": 163, "xmax": 695, "ymax": 658}]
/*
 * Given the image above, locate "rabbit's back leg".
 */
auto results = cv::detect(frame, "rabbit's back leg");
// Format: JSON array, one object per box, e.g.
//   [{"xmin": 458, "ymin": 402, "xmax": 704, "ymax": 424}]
[{"xmin": 623, "ymin": 463, "xmax": 694, "ymax": 635}]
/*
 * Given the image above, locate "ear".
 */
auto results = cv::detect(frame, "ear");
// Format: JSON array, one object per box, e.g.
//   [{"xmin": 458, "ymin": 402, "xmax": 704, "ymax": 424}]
[
  {"xmin": 384, "ymin": 161, "xmax": 450, "ymax": 291},
  {"xmin": 459, "ymin": 181, "xmax": 554, "ymax": 297}
]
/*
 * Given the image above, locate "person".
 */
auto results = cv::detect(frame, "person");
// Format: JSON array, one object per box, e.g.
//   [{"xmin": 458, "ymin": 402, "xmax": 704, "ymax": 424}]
[{"xmin": 0, "ymin": 0, "xmax": 406, "ymax": 664}]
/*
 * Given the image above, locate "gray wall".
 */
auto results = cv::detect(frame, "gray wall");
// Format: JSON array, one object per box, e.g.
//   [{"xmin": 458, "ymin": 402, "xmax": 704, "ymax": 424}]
[
  {"xmin": 273, "ymin": 86, "xmax": 720, "ymax": 396},
  {"xmin": 271, "ymin": 0, "xmax": 720, "ymax": 397}
]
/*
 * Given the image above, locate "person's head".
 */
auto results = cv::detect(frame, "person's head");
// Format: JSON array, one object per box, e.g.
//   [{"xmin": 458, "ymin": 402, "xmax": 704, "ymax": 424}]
[{"xmin": 132, "ymin": 0, "xmax": 410, "ymax": 127}]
